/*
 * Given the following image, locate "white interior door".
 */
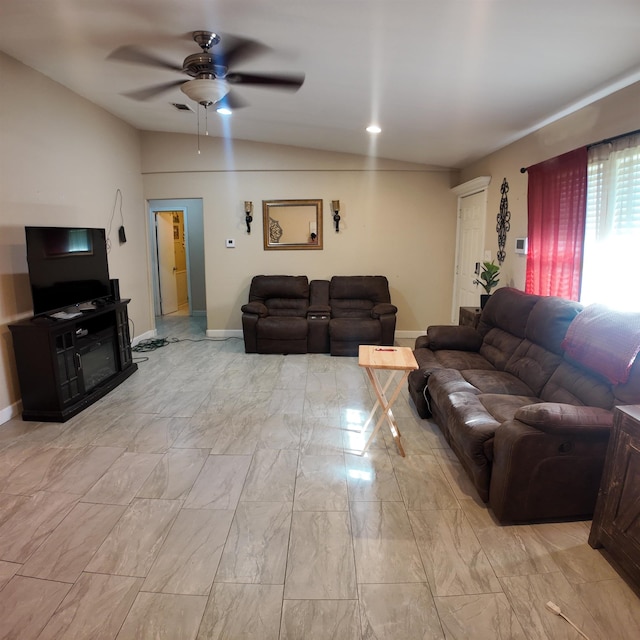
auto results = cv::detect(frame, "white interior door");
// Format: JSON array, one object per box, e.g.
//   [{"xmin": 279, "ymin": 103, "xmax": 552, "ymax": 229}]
[
  {"xmin": 451, "ymin": 178, "xmax": 490, "ymax": 322},
  {"xmin": 156, "ymin": 212, "xmax": 178, "ymax": 315}
]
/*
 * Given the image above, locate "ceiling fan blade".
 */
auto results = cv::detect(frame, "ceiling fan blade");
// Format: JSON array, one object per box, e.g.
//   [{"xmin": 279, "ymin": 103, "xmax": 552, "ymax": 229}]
[
  {"xmin": 108, "ymin": 45, "xmax": 183, "ymax": 72},
  {"xmin": 216, "ymin": 90, "xmax": 248, "ymax": 110},
  {"xmin": 213, "ymin": 35, "xmax": 270, "ymax": 68},
  {"xmin": 226, "ymin": 72, "xmax": 305, "ymax": 90},
  {"xmin": 122, "ymin": 80, "xmax": 184, "ymax": 101}
]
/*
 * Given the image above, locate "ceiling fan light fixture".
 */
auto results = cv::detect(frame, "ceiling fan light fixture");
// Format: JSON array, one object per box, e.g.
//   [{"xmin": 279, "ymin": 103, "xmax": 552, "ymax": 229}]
[
  {"xmin": 216, "ymin": 107, "xmax": 233, "ymax": 115},
  {"xmin": 366, "ymin": 124, "xmax": 382, "ymax": 134},
  {"xmin": 180, "ymin": 78, "xmax": 230, "ymax": 107}
]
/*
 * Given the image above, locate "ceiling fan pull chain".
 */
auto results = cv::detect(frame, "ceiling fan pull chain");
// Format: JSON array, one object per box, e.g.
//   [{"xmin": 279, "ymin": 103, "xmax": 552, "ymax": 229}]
[
  {"xmin": 197, "ymin": 105, "xmax": 201, "ymax": 154},
  {"xmin": 205, "ymin": 105, "xmax": 209, "ymax": 136}
]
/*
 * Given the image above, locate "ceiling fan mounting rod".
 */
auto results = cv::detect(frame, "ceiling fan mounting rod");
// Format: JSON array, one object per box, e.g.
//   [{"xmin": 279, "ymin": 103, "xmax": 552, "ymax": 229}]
[{"xmin": 192, "ymin": 30, "xmax": 220, "ymax": 52}]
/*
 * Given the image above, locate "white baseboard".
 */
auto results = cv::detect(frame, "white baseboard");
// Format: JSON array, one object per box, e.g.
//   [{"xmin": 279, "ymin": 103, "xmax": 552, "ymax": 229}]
[
  {"xmin": 132, "ymin": 329, "xmax": 157, "ymax": 346},
  {"xmin": 396, "ymin": 330, "xmax": 425, "ymax": 339},
  {"xmin": 206, "ymin": 329, "xmax": 244, "ymax": 339},
  {"xmin": 0, "ymin": 399, "xmax": 22, "ymax": 425}
]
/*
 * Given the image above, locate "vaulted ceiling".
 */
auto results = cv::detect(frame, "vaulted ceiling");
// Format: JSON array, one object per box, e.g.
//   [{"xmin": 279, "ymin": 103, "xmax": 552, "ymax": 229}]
[{"xmin": 2, "ymin": 0, "xmax": 640, "ymax": 168}]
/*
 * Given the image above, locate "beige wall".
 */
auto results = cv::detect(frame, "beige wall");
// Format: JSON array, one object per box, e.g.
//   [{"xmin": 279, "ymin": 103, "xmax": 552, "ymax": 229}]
[
  {"xmin": 459, "ymin": 81, "xmax": 640, "ymax": 292},
  {"xmin": 0, "ymin": 52, "xmax": 152, "ymax": 420},
  {"xmin": 141, "ymin": 132, "xmax": 459, "ymax": 335}
]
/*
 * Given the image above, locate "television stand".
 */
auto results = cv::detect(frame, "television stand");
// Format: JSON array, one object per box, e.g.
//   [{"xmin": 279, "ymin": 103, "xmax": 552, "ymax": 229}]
[{"xmin": 9, "ymin": 299, "xmax": 137, "ymax": 422}]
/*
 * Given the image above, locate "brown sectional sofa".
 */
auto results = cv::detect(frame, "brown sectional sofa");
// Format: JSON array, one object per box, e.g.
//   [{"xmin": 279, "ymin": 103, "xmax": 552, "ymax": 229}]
[
  {"xmin": 241, "ymin": 275, "xmax": 397, "ymax": 356},
  {"xmin": 408, "ymin": 287, "xmax": 640, "ymax": 524}
]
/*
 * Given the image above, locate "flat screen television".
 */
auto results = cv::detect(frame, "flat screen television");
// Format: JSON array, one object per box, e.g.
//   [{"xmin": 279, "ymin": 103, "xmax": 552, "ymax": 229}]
[{"xmin": 25, "ymin": 226, "xmax": 111, "ymax": 316}]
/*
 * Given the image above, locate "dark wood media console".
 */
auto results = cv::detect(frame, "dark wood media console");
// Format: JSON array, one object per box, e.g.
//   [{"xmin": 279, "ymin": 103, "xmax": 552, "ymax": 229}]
[{"xmin": 9, "ymin": 299, "xmax": 137, "ymax": 422}]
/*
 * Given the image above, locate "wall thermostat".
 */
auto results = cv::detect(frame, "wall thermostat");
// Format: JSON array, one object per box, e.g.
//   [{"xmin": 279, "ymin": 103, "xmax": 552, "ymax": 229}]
[{"xmin": 515, "ymin": 237, "xmax": 528, "ymax": 254}]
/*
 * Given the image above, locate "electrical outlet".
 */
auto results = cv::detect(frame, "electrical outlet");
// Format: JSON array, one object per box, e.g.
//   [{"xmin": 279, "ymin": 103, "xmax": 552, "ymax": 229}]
[{"xmin": 226, "ymin": 238, "xmax": 235, "ymax": 248}]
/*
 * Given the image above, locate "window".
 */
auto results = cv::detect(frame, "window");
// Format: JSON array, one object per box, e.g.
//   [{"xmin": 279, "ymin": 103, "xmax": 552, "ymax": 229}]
[{"xmin": 581, "ymin": 134, "xmax": 640, "ymax": 311}]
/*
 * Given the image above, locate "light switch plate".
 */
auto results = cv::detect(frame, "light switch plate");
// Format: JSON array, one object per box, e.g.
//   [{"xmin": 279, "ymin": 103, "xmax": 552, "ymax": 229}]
[{"xmin": 226, "ymin": 238, "xmax": 235, "ymax": 248}]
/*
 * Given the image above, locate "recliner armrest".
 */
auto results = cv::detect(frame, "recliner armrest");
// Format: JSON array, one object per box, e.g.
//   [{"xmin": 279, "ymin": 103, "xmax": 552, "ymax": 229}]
[
  {"xmin": 241, "ymin": 301, "xmax": 268, "ymax": 317},
  {"xmin": 427, "ymin": 325, "xmax": 482, "ymax": 351},
  {"xmin": 371, "ymin": 303, "xmax": 397, "ymax": 318},
  {"xmin": 514, "ymin": 402, "xmax": 613, "ymax": 436}
]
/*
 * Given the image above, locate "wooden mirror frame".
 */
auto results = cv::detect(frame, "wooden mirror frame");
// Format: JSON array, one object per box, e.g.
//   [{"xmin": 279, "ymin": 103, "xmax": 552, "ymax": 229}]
[{"xmin": 262, "ymin": 199, "xmax": 323, "ymax": 250}]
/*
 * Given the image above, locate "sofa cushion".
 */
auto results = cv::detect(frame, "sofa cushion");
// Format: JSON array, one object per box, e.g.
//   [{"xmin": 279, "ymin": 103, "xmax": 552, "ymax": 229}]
[
  {"xmin": 257, "ymin": 316, "xmax": 308, "ymax": 340},
  {"xmin": 427, "ymin": 325, "xmax": 483, "ymax": 351},
  {"xmin": 462, "ymin": 370, "xmax": 534, "ymax": 396},
  {"xmin": 434, "ymin": 350, "xmax": 495, "ymax": 371},
  {"xmin": 540, "ymin": 360, "xmax": 614, "ymax": 409},
  {"xmin": 525, "ymin": 296, "xmax": 582, "ymax": 353},
  {"xmin": 479, "ymin": 328, "xmax": 524, "ymax": 370},
  {"xmin": 478, "ymin": 393, "xmax": 541, "ymax": 424},
  {"xmin": 330, "ymin": 317, "xmax": 381, "ymax": 342},
  {"xmin": 504, "ymin": 340, "xmax": 562, "ymax": 395},
  {"xmin": 477, "ymin": 288, "xmax": 540, "ymax": 338},
  {"xmin": 428, "ymin": 369, "xmax": 481, "ymax": 409}
]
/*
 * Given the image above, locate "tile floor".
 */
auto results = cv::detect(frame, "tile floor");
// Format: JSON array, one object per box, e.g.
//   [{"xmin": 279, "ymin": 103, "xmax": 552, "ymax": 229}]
[{"xmin": 1, "ymin": 315, "xmax": 639, "ymax": 639}]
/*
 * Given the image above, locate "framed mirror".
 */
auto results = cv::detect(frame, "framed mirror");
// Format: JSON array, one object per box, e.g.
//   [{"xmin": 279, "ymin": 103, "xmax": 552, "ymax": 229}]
[{"xmin": 263, "ymin": 199, "xmax": 323, "ymax": 250}]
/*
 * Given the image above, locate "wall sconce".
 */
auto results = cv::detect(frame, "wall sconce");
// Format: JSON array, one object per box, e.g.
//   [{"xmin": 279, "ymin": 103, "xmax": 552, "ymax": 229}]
[
  {"xmin": 331, "ymin": 200, "xmax": 341, "ymax": 232},
  {"xmin": 244, "ymin": 201, "xmax": 253, "ymax": 233}
]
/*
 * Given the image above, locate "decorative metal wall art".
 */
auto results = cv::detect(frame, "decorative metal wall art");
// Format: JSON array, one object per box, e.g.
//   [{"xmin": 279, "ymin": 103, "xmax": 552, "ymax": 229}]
[{"xmin": 496, "ymin": 178, "xmax": 511, "ymax": 265}]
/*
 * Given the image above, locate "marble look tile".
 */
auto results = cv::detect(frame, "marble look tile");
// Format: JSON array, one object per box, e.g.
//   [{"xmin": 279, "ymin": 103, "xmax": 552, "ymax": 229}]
[
  {"xmin": 500, "ymin": 571, "xmax": 604, "ymax": 640},
  {"xmin": 37, "ymin": 572, "xmax": 143, "ymax": 640},
  {"xmin": 431, "ymin": 447, "xmax": 479, "ymax": 500},
  {"xmin": 281, "ymin": 599, "xmax": 360, "ymax": 640},
  {"xmin": 359, "ymin": 583, "xmax": 445, "ymax": 640},
  {"xmin": 0, "ymin": 575, "xmax": 71, "ymax": 640},
  {"xmin": 350, "ymin": 501, "xmax": 426, "ymax": 584},
  {"xmin": 0, "ymin": 491, "xmax": 78, "ymax": 562},
  {"xmin": 267, "ymin": 388, "xmax": 305, "ymax": 415},
  {"xmin": 143, "ymin": 508, "xmax": 234, "ymax": 595},
  {"xmin": 208, "ymin": 420, "xmax": 260, "ymax": 455},
  {"xmin": 293, "ymin": 454, "xmax": 348, "ymax": 511},
  {"xmin": 409, "ymin": 509, "xmax": 502, "ymax": 596},
  {"xmin": 460, "ymin": 497, "xmax": 560, "ymax": 577},
  {"xmin": 303, "ymin": 388, "xmax": 342, "ymax": 420},
  {"xmin": 183, "ymin": 455, "xmax": 251, "ymax": 509},
  {"xmin": 531, "ymin": 521, "xmax": 618, "ymax": 584},
  {"xmin": 90, "ymin": 413, "xmax": 148, "ymax": 447},
  {"xmin": 127, "ymin": 416, "xmax": 190, "ymax": 453},
  {"xmin": 0, "ymin": 560, "xmax": 20, "ymax": 590},
  {"xmin": 240, "ymin": 449, "xmax": 298, "ymax": 502},
  {"xmin": 20, "ymin": 502, "xmax": 125, "ymax": 582},
  {"xmin": 574, "ymin": 578, "xmax": 640, "ymax": 640},
  {"xmin": 435, "ymin": 593, "xmax": 528, "ymax": 640},
  {"xmin": 0, "ymin": 445, "xmax": 82, "ymax": 495},
  {"xmin": 256, "ymin": 413, "xmax": 303, "ymax": 450},
  {"xmin": 86, "ymin": 498, "xmax": 181, "ymax": 577},
  {"xmin": 136, "ymin": 448, "xmax": 209, "ymax": 500},
  {"xmin": 342, "ymin": 423, "xmax": 388, "ymax": 455},
  {"xmin": 391, "ymin": 454, "xmax": 459, "ymax": 510},
  {"xmin": 344, "ymin": 450, "xmax": 402, "ymax": 502},
  {"xmin": 116, "ymin": 592, "xmax": 207, "ymax": 640},
  {"xmin": 196, "ymin": 583, "xmax": 283, "ymax": 640},
  {"xmin": 82, "ymin": 452, "xmax": 163, "ymax": 505},
  {"xmin": 301, "ymin": 420, "xmax": 345, "ymax": 455},
  {"xmin": 215, "ymin": 501, "xmax": 291, "ymax": 584},
  {"xmin": 172, "ymin": 413, "xmax": 221, "ymax": 449},
  {"xmin": 43, "ymin": 446, "xmax": 125, "ymax": 494},
  {"xmin": 285, "ymin": 511, "xmax": 357, "ymax": 599}
]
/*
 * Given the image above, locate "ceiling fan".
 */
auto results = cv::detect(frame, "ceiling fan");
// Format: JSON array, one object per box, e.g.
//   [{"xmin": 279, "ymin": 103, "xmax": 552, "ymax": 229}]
[{"xmin": 108, "ymin": 30, "xmax": 305, "ymax": 111}]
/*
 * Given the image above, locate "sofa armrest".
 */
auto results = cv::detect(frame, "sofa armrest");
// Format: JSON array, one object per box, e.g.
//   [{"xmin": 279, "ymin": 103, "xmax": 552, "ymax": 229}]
[
  {"xmin": 427, "ymin": 325, "xmax": 482, "ymax": 351},
  {"xmin": 514, "ymin": 402, "xmax": 613, "ymax": 437},
  {"xmin": 241, "ymin": 301, "xmax": 268, "ymax": 317},
  {"xmin": 371, "ymin": 303, "xmax": 398, "ymax": 318}
]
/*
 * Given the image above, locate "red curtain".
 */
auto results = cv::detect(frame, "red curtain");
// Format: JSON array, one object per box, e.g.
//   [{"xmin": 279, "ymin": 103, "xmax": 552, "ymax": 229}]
[{"xmin": 525, "ymin": 147, "xmax": 588, "ymax": 300}]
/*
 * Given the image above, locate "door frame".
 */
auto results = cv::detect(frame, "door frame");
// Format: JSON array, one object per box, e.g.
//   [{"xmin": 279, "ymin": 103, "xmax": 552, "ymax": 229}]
[
  {"xmin": 149, "ymin": 207, "xmax": 191, "ymax": 316},
  {"xmin": 450, "ymin": 176, "xmax": 491, "ymax": 323}
]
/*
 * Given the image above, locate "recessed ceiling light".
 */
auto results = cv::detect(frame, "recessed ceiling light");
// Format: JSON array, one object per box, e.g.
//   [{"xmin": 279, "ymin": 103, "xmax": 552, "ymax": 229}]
[
  {"xmin": 216, "ymin": 107, "xmax": 232, "ymax": 115},
  {"xmin": 366, "ymin": 124, "xmax": 381, "ymax": 134}
]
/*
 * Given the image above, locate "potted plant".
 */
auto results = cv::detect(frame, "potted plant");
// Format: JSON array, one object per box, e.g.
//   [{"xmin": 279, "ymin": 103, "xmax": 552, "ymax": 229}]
[{"xmin": 474, "ymin": 260, "xmax": 500, "ymax": 308}]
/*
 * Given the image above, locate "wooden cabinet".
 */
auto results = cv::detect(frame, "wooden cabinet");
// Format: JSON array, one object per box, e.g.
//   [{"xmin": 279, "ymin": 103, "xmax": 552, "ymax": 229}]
[
  {"xmin": 589, "ymin": 405, "xmax": 640, "ymax": 589},
  {"xmin": 9, "ymin": 300, "xmax": 137, "ymax": 422},
  {"xmin": 459, "ymin": 306, "xmax": 482, "ymax": 329}
]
